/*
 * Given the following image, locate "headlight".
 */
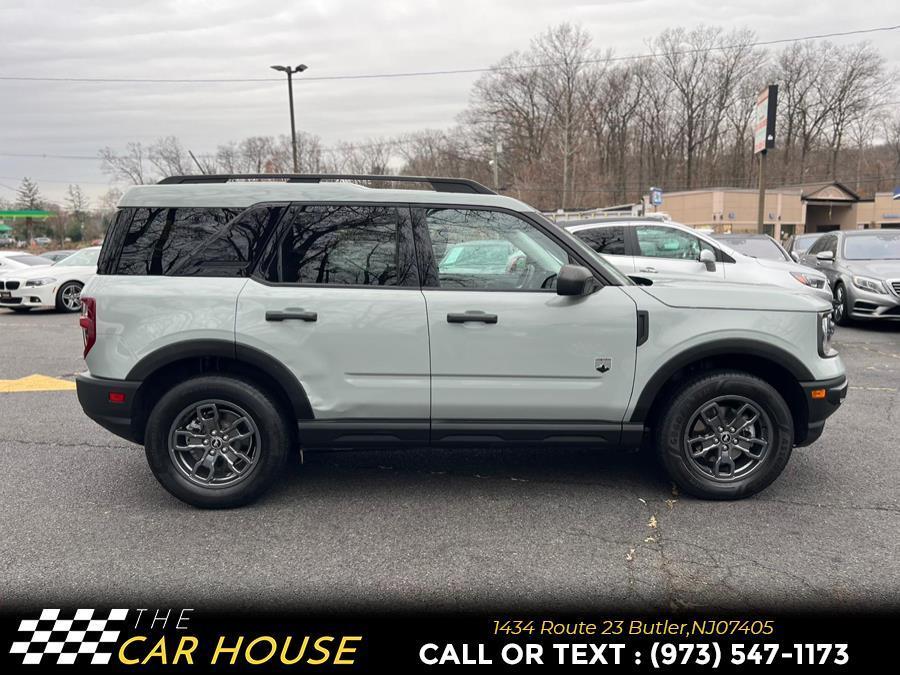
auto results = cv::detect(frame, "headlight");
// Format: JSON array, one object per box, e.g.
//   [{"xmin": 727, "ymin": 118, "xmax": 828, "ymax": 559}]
[
  {"xmin": 818, "ymin": 311, "xmax": 837, "ymax": 358},
  {"xmin": 790, "ymin": 271, "xmax": 825, "ymax": 289},
  {"xmin": 25, "ymin": 277, "xmax": 56, "ymax": 287},
  {"xmin": 852, "ymin": 275, "xmax": 886, "ymax": 294}
]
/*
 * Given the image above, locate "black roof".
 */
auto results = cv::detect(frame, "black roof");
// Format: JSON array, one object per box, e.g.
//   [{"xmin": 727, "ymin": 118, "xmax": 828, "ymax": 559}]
[{"xmin": 158, "ymin": 173, "xmax": 496, "ymax": 195}]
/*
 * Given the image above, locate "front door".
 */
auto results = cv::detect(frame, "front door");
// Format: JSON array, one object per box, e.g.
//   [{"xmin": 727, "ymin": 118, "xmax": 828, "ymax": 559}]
[
  {"xmin": 235, "ymin": 203, "xmax": 430, "ymax": 443},
  {"xmin": 415, "ymin": 207, "xmax": 638, "ymax": 444}
]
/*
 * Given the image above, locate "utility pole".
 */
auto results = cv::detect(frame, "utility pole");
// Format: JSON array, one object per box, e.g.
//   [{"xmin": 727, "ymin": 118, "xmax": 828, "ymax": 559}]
[
  {"xmin": 757, "ymin": 150, "xmax": 767, "ymax": 234},
  {"xmin": 270, "ymin": 64, "xmax": 308, "ymax": 173},
  {"xmin": 491, "ymin": 131, "xmax": 500, "ymax": 192}
]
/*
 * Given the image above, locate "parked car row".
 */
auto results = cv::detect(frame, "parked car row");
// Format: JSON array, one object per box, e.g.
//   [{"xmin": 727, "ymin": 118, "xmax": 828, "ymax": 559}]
[
  {"xmin": 566, "ymin": 218, "xmax": 900, "ymax": 326},
  {"xmin": 563, "ymin": 217, "xmax": 833, "ymax": 304}
]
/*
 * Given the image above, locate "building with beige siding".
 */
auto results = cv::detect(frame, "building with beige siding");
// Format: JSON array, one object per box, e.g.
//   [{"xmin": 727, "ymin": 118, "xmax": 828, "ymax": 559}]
[{"xmin": 651, "ymin": 183, "xmax": 900, "ymax": 241}]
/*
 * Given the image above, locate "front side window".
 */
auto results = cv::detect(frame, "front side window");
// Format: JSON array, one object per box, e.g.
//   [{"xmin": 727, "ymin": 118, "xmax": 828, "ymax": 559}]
[
  {"xmin": 575, "ymin": 226, "xmax": 627, "ymax": 256},
  {"xmin": 807, "ymin": 235, "xmax": 832, "ymax": 255},
  {"xmin": 262, "ymin": 205, "xmax": 405, "ymax": 286},
  {"xmin": 635, "ymin": 225, "xmax": 711, "ymax": 260},
  {"xmin": 423, "ymin": 208, "xmax": 570, "ymax": 290}
]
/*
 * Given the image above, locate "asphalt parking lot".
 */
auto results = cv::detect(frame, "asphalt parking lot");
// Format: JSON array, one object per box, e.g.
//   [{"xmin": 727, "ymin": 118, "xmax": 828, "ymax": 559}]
[{"xmin": 0, "ymin": 309, "xmax": 897, "ymax": 612}]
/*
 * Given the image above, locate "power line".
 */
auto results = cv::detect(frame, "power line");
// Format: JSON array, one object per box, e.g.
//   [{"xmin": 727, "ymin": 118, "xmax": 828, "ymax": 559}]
[{"xmin": 0, "ymin": 25, "xmax": 897, "ymax": 85}]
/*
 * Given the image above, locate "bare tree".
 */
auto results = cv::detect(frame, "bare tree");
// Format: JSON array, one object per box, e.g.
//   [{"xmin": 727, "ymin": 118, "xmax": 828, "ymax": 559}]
[{"xmin": 99, "ymin": 142, "xmax": 147, "ymax": 184}]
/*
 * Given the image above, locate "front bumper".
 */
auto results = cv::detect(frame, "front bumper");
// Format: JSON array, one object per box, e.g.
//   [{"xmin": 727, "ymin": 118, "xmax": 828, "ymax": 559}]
[
  {"xmin": 847, "ymin": 284, "xmax": 900, "ymax": 321},
  {"xmin": 76, "ymin": 372, "xmax": 142, "ymax": 443},
  {"xmin": 796, "ymin": 375, "xmax": 848, "ymax": 447},
  {"xmin": 0, "ymin": 282, "xmax": 55, "ymax": 309}
]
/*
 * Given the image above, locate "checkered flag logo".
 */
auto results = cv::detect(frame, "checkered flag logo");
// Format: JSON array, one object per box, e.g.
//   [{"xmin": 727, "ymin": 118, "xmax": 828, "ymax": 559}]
[{"xmin": 10, "ymin": 609, "xmax": 128, "ymax": 665}]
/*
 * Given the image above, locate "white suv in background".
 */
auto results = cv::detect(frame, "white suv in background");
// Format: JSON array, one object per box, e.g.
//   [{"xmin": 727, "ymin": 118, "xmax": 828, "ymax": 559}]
[
  {"xmin": 566, "ymin": 218, "xmax": 832, "ymax": 303},
  {"xmin": 76, "ymin": 174, "xmax": 846, "ymax": 508}
]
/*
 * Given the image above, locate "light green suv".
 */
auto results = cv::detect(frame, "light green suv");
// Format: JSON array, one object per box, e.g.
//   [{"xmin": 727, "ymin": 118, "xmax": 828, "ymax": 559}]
[{"xmin": 75, "ymin": 174, "xmax": 847, "ymax": 508}]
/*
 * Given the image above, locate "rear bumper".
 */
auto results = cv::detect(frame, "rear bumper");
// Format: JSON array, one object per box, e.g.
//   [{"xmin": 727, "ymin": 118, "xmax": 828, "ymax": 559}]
[
  {"xmin": 75, "ymin": 373, "xmax": 142, "ymax": 443},
  {"xmin": 796, "ymin": 375, "xmax": 847, "ymax": 447}
]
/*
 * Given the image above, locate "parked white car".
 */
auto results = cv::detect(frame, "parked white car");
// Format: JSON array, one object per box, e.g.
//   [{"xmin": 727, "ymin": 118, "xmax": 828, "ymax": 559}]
[
  {"xmin": 0, "ymin": 246, "xmax": 100, "ymax": 312},
  {"xmin": 566, "ymin": 218, "xmax": 833, "ymax": 303},
  {"xmin": 0, "ymin": 251, "xmax": 52, "ymax": 276}
]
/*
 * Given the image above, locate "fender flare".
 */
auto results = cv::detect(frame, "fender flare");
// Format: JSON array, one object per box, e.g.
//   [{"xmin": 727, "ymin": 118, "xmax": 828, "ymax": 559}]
[
  {"xmin": 126, "ymin": 339, "xmax": 314, "ymax": 419},
  {"xmin": 628, "ymin": 338, "xmax": 814, "ymax": 423}
]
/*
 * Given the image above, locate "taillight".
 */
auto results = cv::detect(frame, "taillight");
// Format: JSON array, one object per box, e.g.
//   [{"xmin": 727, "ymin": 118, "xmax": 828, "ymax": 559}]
[{"xmin": 80, "ymin": 297, "xmax": 96, "ymax": 358}]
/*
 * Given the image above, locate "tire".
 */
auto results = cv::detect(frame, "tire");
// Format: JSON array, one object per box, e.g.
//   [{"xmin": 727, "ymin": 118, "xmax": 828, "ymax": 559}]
[
  {"xmin": 55, "ymin": 281, "xmax": 83, "ymax": 313},
  {"xmin": 833, "ymin": 282, "xmax": 851, "ymax": 326},
  {"xmin": 144, "ymin": 375, "xmax": 292, "ymax": 508},
  {"xmin": 655, "ymin": 370, "xmax": 794, "ymax": 500}
]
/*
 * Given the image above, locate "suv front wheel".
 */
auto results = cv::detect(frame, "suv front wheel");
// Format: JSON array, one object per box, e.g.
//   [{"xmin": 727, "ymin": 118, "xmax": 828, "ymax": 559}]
[
  {"xmin": 144, "ymin": 375, "xmax": 292, "ymax": 508},
  {"xmin": 655, "ymin": 371, "xmax": 794, "ymax": 500}
]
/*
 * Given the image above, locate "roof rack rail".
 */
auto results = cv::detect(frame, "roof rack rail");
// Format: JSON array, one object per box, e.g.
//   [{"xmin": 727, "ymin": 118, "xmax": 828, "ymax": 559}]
[{"xmin": 157, "ymin": 173, "xmax": 497, "ymax": 195}]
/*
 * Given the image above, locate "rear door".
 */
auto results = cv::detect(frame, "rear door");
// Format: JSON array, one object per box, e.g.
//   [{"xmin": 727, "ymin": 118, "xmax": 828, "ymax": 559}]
[
  {"xmin": 570, "ymin": 224, "xmax": 635, "ymax": 274},
  {"xmin": 633, "ymin": 224, "xmax": 725, "ymax": 281},
  {"xmin": 235, "ymin": 203, "xmax": 430, "ymax": 442},
  {"xmin": 415, "ymin": 207, "xmax": 638, "ymax": 443}
]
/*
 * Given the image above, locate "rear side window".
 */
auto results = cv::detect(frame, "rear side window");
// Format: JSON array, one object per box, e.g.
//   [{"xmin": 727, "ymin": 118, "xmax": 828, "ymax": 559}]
[
  {"xmin": 576, "ymin": 226, "xmax": 627, "ymax": 255},
  {"xmin": 174, "ymin": 205, "xmax": 285, "ymax": 276},
  {"xmin": 115, "ymin": 207, "xmax": 241, "ymax": 275},
  {"xmin": 261, "ymin": 205, "xmax": 408, "ymax": 286}
]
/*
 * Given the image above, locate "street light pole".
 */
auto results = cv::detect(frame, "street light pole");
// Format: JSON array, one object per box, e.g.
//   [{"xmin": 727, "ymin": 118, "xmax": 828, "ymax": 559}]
[{"xmin": 270, "ymin": 64, "xmax": 308, "ymax": 173}]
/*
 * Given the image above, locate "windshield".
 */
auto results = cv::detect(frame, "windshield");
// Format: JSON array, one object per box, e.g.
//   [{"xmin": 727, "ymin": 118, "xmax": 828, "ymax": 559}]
[
  {"xmin": 54, "ymin": 248, "xmax": 100, "ymax": 267},
  {"xmin": 718, "ymin": 237, "xmax": 788, "ymax": 261},
  {"xmin": 9, "ymin": 255, "xmax": 50, "ymax": 266},
  {"xmin": 843, "ymin": 232, "xmax": 900, "ymax": 260}
]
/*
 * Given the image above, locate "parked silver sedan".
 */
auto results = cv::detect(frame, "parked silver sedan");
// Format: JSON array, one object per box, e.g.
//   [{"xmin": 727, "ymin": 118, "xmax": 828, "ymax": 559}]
[{"xmin": 799, "ymin": 229, "xmax": 900, "ymax": 324}]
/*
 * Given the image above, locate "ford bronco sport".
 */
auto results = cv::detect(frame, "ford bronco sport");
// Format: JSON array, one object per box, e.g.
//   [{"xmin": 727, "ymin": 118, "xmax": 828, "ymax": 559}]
[{"xmin": 76, "ymin": 174, "xmax": 847, "ymax": 508}]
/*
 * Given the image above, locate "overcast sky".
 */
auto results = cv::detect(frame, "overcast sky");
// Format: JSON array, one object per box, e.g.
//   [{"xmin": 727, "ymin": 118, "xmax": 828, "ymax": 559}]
[{"xmin": 1, "ymin": 0, "xmax": 898, "ymax": 203}]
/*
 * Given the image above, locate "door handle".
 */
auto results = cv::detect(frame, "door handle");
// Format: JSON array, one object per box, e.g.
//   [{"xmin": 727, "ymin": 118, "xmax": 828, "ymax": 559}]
[
  {"xmin": 447, "ymin": 311, "xmax": 498, "ymax": 324},
  {"xmin": 266, "ymin": 308, "xmax": 318, "ymax": 322},
  {"xmin": 638, "ymin": 266, "xmax": 657, "ymax": 273}
]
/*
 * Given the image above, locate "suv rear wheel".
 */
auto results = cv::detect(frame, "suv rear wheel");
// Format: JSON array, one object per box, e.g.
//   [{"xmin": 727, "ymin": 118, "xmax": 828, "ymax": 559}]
[
  {"xmin": 655, "ymin": 371, "xmax": 793, "ymax": 500},
  {"xmin": 144, "ymin": 375, "xmax": 292, "ymax": 508}
]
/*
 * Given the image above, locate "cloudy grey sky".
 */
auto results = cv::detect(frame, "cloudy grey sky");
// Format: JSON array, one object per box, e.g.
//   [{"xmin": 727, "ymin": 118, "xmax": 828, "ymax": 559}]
[{"xmin": 1, "ymin": 0, "xmax": 898, "ymax": 203}]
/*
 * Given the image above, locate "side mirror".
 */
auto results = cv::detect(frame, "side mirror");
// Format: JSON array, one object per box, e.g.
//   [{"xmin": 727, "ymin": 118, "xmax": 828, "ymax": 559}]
[
  {"xmin": 816, "ymin": 251, "xmax": 835, "ymax": 262},
  {"xmin": 699, "ymin": 248, "xmax": 717, "ymax": 272},
  {"xmin": 790, "ymin": 251, "xmax": 800, "ymax": 262},
  {"xmin": 557, "ymin": 264, "xmax": 598, "ymax": 296}
]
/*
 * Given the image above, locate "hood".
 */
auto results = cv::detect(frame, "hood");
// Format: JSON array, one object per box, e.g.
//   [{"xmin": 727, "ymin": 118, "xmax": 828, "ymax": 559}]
[
  {"xmin": 843, "ymin": 259, "xmax": 900, "ymax": 279},
  {"xmin": 752, "ymin": 256, "xmax": 828, "ymax": 280},
  {"xmin": 637, "ymin": 278, "xmax": 831, "ymax": 313}
]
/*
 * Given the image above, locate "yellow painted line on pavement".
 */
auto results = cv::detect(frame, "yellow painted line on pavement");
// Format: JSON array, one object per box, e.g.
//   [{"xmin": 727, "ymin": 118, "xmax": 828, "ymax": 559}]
[{"xmin": 0, "ymin": 374, "xmax": 76, "ymax": 393}]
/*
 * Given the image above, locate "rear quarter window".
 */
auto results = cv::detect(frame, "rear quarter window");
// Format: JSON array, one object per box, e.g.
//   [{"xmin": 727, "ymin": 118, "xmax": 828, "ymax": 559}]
[
  {"xmin": 115, "ymin": 207, "xmax": 241, "ymax": 275},
  {"xmin": 102, "ymin": 205, "xmax": 283, "ymax": 276}
]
